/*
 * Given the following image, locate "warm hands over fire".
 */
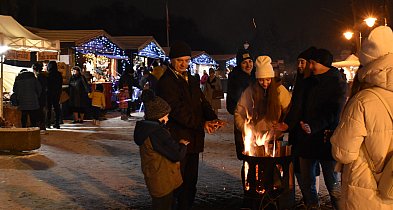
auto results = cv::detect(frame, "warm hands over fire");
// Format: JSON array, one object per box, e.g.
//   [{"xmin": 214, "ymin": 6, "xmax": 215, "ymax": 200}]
[
  {"xmin": 179, "ymin": 139, "xmax": 190, "ymax": 146},
  {"xmin": 300, "ymin": 121, "xmax": 311, "ymax": 134},
  {"xmin": 272, "ymin": 121, "xmax": 288, "ymax": 132},
  {"xmin": 204, "ymin": 119, "xmax": 226, "ymax": 134}
]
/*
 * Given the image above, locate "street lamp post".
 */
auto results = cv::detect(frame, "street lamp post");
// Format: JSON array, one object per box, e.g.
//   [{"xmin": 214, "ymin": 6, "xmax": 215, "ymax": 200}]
[{"xmin": 343, "ymin": 17, "xmax": 377, "ymax": 54}]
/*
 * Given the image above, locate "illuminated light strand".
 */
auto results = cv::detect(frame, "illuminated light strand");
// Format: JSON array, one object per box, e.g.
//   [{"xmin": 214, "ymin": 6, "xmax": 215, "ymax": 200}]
[
  {"xmin": 137, "ymin": 42, "xmax": 166, "ymax": 59},
  {"xmin": 192, "ymin": 53, "xmax": 217, "ymax": 65},
  {"xmin": 226, "ymin": 57, "xmax": 236, "ymax": 68}
]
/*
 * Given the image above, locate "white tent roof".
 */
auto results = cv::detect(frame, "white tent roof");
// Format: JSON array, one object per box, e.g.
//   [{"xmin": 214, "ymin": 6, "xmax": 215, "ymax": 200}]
[
  {"xmin": 332, "ymin": 54, "xmax": 360, "ymax": 68},
  {"xmin": 0, "ymin": 15, "xmax": 59, "ymax": 52},
  {"xmin": 2, "ymin": 64, "xmax": 27, "ymax": 93}
]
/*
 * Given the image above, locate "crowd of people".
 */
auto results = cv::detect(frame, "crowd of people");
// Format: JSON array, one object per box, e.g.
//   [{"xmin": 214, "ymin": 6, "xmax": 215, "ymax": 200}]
[
  {"xmin": 11, "ymin": 61, "xmax": 107, "ymax": 131},
  {"xmin": 133, "ymin": 25, "xmax": 393, "ymax": 210},
  {"xmin": 8, "ymin": 25, "xmax": 393, "ymax": 210}
]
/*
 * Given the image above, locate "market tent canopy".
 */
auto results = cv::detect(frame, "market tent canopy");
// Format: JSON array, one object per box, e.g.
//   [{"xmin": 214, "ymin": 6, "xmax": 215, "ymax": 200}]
[
  {"xmin": 30, "ymin": 29, "xmax": 127, "ymax": 59},
  {"xmin": 0, "ymin": 15, "xmax": 59, "ymax": 52},
  {"xmin": 211, "ymin": 54, "xmax": 236, "ymax": 67},
  {"xmin": 191, "ymin": 51, "xmax": 217, "ymax": 65},
  {"xmin": 2, "ymin": 63, "xmax": 26, "ymax": 92},
  {"xmin": 114, "ymin": 36, "xmax": 166, "ymax": 59},
  {"xmin": 332, "ymin": 54, "xmax": 360, "ymax": 68}
]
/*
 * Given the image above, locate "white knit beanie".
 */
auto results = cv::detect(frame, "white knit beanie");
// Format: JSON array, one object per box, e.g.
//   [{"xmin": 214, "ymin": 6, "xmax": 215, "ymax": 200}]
[
  {"xmin": 255, "ymin": 56, "xmax": 275, "ymax": 78},
  {"xmin": 359, "ymin": 26, "xmax": 393, "ymax": 66}
]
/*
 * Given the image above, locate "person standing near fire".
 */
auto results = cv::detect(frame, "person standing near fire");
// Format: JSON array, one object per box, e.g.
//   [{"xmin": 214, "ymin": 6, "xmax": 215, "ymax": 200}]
[
  {"xmin": 287, "ymin": 48, "xmax": 347, "ymax": 209},
  {"xmin": 234, "ymin": 55, "xmax": 291, "ymax": 209},
  {"xmin": 235, "ymin": 55, "xmax": 291, "ymax": 136},
  {"xmin": 331, "ymin": 25, "xmax": 393, "ymax": 210},
  {"xmin": 226, "ymin": 48, "xmax": 256, "ymax": 161},
  {"xmin": 156, "ymin": 40, "xmax": 225, "ymax": 210},
  {"xmin": 134, "ymin": 89, "xmax": 189, "ymax": 210},
  {"xmin": 283, "ymin": 47, "xmax": 322, "ymax": 206}
]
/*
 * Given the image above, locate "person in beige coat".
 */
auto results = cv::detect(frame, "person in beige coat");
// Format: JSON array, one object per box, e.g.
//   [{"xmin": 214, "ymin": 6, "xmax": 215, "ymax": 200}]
[
  {"xmin": 203, "ymin": 68, "xmax": 222, "ymax": 114},
  {"xmin": 331, "ymin": 26, "xmax": 393, "ymax": 210},
  {"xmin": 235, "ymin": 56, "xmax": 291, "ymax": 134},
  {"xmin": 234, "ymin": 55, "xmax": 291, "ymax": 209}
]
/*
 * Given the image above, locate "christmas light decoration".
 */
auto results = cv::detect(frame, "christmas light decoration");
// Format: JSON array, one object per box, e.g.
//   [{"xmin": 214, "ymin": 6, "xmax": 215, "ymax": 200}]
[
  {"xmin": 192, "ymin": 53, "xmax": 217, "ymax": 65},
  {"xmin": 74, "ymin": 36, "xmax": 127, "ymax": 59},
  {"xmin": 137, "ymin": 41, "xmax": 166, "ymax": 59},
  {"xmin": 226, "ymin": 57, "xmax": 236, "ymax": 68}
]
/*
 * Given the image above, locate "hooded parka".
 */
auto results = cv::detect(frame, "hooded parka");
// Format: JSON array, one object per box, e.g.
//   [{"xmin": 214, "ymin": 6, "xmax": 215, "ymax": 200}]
[{"xmin": 331, "ymin": 53, "xmax": 393, "ymax": 210}]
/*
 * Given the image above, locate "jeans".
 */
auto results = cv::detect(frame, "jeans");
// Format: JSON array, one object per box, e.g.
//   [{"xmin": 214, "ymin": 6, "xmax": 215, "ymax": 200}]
[{"xmin": 299, "ymin": 157, "xmax": 340, "ymax": 210}]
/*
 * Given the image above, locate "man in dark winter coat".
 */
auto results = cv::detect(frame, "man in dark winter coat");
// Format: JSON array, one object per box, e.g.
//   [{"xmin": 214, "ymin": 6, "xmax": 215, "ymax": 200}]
[
  {"xmin": 295, "ymin": 48, "xmax": 347, "ymax": 209},
  {"xmin": 46, "ymin": 61, "xmax": 63, "ymax": 129},
  {"xmin": 32, "ymin": 62, "xmax": 48, "ymax": 132},
  {"xmin": 156, "ymin": 40, "xmax": 224, "ymax": 210},
  {"xmin": 284, "ymin": 47, "xmax": 318, "ymax": 201},
  {"xmin": 13, "ymin": 69, "xmax": 42, "ymax": 128},
  {"xmin": 226, "ymin": 48, "xmax": 255, "ymax": 160}
]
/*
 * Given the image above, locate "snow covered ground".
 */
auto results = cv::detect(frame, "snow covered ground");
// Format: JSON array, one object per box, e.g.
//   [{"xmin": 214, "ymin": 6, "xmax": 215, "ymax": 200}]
[{"xmin": 0, "ymin": 107, "xmax": 333, "ymax": 209}]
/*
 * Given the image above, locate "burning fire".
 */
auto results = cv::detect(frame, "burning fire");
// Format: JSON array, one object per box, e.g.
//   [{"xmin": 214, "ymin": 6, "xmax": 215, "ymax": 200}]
[{"xmin": 242, "ymin": 117, "xmax": 275, "ymax": 157}]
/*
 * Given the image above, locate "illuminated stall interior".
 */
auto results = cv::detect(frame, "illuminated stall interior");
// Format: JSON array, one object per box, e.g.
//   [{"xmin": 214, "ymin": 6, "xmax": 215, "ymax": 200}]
[
  {"xmin": 211, "ymin": 54, "xmax": 236, "ymax": 78},
  {"xmin": 191, "ymin": 51, "xmax": 218, "ymax": 76},
  {"xmin": 74, "ymin": 36, "xmax": 127, "ymax": 82},
  {"xmin": 29, "ymin": 29, "xmax": 128, "ymax": 82}
]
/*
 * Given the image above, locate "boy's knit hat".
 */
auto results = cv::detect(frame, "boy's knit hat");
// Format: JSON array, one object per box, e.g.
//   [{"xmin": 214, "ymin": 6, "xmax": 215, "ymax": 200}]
[{"xmin": 141, "ymin": 89, "xmax": 171, "ymax": 120}]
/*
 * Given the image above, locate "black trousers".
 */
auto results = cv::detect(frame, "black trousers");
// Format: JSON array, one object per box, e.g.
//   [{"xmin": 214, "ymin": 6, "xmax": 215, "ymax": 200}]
[
  {"xmin": 47, "ymin": 97, "xmax": 61, "ymax": 126},
  {"xmin": 21, "ymin": 109, "xmax": 40, "ymax": 128},
  {"xmin": 234, "ymin": 123, "xmax": 245, "ymax": 160},
  {"xmin": 174, "ymin": 153, "xmax": 199, "ymax": 210},
  {"xmin": 37, "ymin": 106, "xmax": 47, "ymax": 130}
]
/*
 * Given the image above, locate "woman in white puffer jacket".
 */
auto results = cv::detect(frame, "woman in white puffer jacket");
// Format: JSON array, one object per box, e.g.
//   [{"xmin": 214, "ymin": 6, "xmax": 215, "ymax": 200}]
[{"xmin": 331, "ymin": 26, "xmax": 393, "ymax": 210}]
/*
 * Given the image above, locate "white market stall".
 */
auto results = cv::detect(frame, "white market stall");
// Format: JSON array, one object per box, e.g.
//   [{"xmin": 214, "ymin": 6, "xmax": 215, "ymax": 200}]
[
  {"xmin": 0, "ymin": 15, "xmax": 60, "ymax": 150},
  {"xmin": 332, "ymin": 54, "xmax": 360, "ymax": 82},
  {"xmin": 0, "ymin": 15, "xmax": 60, "ymax": 124}
]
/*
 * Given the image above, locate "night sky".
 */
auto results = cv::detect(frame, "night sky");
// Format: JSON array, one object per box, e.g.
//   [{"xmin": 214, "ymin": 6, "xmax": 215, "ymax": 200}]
[{"xmin": 1, "ymin": 0, "xmax": 391, "ymax": 64}]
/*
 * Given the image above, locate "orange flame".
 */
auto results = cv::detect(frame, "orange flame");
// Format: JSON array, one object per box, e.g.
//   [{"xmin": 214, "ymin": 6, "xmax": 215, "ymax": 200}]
[{"xmin": 244, "ymin": 161, "xmax": 250, "ymax": 190}]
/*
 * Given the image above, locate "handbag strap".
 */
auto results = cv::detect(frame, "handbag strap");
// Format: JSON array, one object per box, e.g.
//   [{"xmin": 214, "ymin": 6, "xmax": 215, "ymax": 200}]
[{"xmin": 362, "ymin": 87, "xmax": 393, "ymax": 175}]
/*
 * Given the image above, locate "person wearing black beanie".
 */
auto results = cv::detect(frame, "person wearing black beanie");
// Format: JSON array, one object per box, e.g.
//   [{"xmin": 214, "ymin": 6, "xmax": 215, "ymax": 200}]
[
  {"xmin": 284, "ymin": 46, "xmax": 322, "ymax": 207},
  {"xmin": 310, "ymin": 48, "xmax": 333, "ymax": 68},
  {"xmin": 156, "ymin": 41, "xmax": 225, "ymax": 210},
  {"xmin": 169, "ymin": 41, "xmax": 191, "ymax": 59},
  {"xmin": 283, "ymin": 47, "xmax": 347, "ymax": 209}
]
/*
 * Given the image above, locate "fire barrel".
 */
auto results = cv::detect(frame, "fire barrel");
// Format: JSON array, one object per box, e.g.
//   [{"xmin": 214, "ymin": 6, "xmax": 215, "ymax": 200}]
[{"xmin": 241, "ymin": 143, "xmax": 295, "ymax": 210}]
